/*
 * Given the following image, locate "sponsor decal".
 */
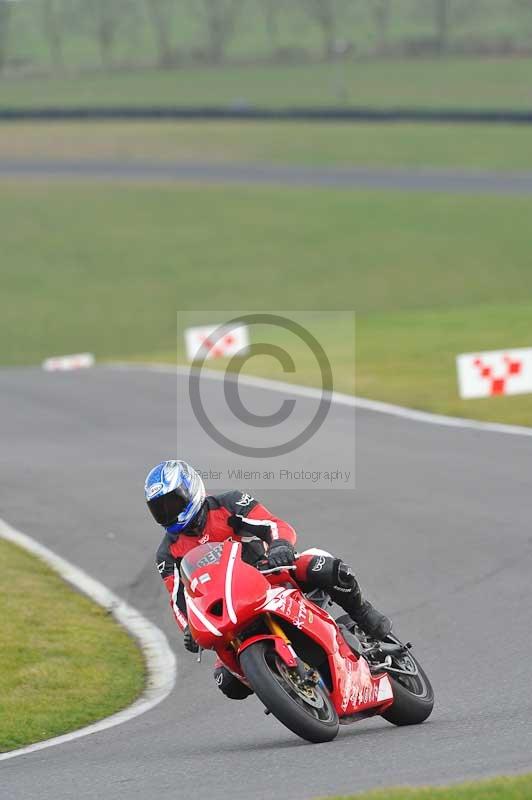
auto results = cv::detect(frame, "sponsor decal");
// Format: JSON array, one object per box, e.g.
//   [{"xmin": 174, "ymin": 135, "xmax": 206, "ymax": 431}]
[
  {"xmin": 294, "ymin": 603, "xmax": 307, "ymax": 630},
  {"xmin": 198, "ymin": 534, "xmax": 210, "ymax": 544},
  {"xmin": 377, "ymin": 676, "xmax": 393, "ymax": 702},
  {"xmin": 340, "ymin": 658, "xmax": 356, "ymax": 712},
  {"xmin": 199, "ymin": 573, "xmax": 211, "ymax": 584},
  {"xmin": 235, "ymin": 493, "xmax": 254, "ymax": 507},
  {"xmin": 264, "ymin": 592, "xmax": 286, "ymax": 613},
  {"xmin": 311, "ymin": 555, "xmax": 326, "ymax": 572},
  {"xmin": 157, "ymin": 560, "xmax": 166, "ymax": 574},
  {"xmin": 215, "ymin": 672, "xmax": 224, "ymax": 686},
  {"xmin": 339, "ymin": 658, "xmax": 380, "ymax": 712},
  {"xmin": 284, "ymin": 597, "xmax": 295, "ymax": 618},
  {"xmin": 350, "ymin": 684, "xmax": 379, "ymax": 707},
  {"xmin": 147, "ymin": 482, "xmax": 163, "ymax": 499},
  {"xmin": 197, "ymin": 543, "xmax": 223, "ymax": 567},
  {"xmin": 264, "ymin": 588, "xmax": 294, "ymax": 616},
  {"xmin": 267, "ymin": 592, "xmax": 309, "ymax": 629}
]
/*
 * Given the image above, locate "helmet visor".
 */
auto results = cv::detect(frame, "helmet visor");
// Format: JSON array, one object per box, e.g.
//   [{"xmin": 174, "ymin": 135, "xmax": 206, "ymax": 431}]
[{"xmin": 148, "ymin": 488, "xmax": 188, "ymax": 527}]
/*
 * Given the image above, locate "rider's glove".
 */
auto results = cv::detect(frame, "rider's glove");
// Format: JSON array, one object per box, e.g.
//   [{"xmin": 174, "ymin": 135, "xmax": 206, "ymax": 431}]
[
  {"xmin": 183, "ymin": 625, "xmax": 199, "ymax": 653},
  {"xmin": 267, "ymin": 539, "xmax": 296, "ymax": 569}
]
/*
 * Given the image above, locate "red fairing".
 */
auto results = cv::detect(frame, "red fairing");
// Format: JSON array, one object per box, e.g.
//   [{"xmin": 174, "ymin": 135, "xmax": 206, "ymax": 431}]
[
  {"xmin": 156, "ymin": 490, "xmax": 299, "ymax": 641},
  {"xmin": 262, "ymin": 588, "xmax": 393, "ymax": 716},
  {"xmin": 156, "ymin": 490, "xmax": 296, "ymax": 650},
  {"xmin": 238, "ymin": 635, "xmax": 298, "ymax": 667},
  {"xmin": 180, "ymin": 540, "xmax": 395, "ymax": 720},
  {"xmin": 183, "ymin": 541, "xmax": 270, "ymax": 650}
]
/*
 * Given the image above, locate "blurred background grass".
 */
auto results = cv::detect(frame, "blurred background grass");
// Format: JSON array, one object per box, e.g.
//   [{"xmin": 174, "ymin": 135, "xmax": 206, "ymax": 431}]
[
  {"xmin": 2, "ymin": 0, "xmax": 532, "ymax": 111},
  {"xmin": 1, "ymin": 0, "xmax": 532, "ymax": 426},
  {"xmin": 1, "ymin": 121, "xmax": 532, "ymax": 171},
  {"xmin": 2, "ymin": 58, "xmax": 532, "ymax": 110},
  {"xmin": 1, "ymin": 181, "xmax": 531, "ymax": 424}
]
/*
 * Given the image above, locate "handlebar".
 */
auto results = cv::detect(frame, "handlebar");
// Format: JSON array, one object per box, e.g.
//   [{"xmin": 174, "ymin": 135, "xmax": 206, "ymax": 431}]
[
  {"xmin": 256, "ymin": 557, "xmax": 297, "ymax": 575},
  {"xmin": 258, "ymin": 565, "xmax": 297, "ymax": 575}
]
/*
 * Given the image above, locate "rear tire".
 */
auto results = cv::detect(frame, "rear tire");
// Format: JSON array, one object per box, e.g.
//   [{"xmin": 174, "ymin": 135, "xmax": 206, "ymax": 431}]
[
  {"xmin": 240, "ymin": 640, "xmax": 339, "ymax": 744},
  {"xmin": 381, "ymin": 657, "xmax": 434, "ymax": 726}
]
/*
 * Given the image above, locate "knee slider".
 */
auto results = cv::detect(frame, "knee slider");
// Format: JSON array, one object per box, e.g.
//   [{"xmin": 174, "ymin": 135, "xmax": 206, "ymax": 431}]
[{"xmin": 214, "ymin": 666, "xmax": 253, "ymax": 700}]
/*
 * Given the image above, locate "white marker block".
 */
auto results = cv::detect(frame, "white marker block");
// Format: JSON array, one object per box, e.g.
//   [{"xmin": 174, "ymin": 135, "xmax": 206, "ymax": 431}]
[
  {"xmin": 185, "ymin": 324, "xmax": 249, "ymax": 362},
  {"xmin": 42, "ymin": 353, "xmax": 95, "ymax": 372},
  {"xmin": 456, "ymin": 347, "xmax": 532, "ymax": 399}
]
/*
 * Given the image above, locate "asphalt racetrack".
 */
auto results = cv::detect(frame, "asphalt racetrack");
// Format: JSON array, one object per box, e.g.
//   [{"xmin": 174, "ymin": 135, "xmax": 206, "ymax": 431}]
[
  {"xmin": 1, "ymin": 365, "xmax": 532, "ymax": 799},
  {"xmin": 2, "ymin": 159, "xmax": 532, "ymax": 193}
]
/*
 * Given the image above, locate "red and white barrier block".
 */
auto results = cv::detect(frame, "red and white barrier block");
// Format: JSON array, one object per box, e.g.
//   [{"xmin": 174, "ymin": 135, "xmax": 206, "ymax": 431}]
[
  {"xmin": 185, "ymin": 324, "xmax": 250, "ymax": 362},
  {"xmin": 42, "ymin": 353, "xmax": 95, "ymax": 372},
  {"xmin": 456, "ymin": 347, "xmax": 532, "ymax": 399}
]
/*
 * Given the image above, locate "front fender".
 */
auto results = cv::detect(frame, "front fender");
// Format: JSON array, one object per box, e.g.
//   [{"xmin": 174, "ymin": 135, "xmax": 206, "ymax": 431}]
[{"xmin": 238, "ymin": 635, "xmax": 298, "ymax": 668}]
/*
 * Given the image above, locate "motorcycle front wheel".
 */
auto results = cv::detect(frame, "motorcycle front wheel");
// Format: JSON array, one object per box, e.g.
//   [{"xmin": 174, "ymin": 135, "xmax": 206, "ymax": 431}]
[{"xmin": 240, "ymin": 640, "xmax": 339, "ymax": 744}]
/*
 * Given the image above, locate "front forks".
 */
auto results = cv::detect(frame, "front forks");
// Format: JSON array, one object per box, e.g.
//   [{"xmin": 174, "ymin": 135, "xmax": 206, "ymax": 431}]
[
  {"xmin": 266, "ymin": 612, "xmax": 291, "ymax": 642},
  {"xmin": 265, "ymin": 614, "xmax": 319, "ymax": 688}
]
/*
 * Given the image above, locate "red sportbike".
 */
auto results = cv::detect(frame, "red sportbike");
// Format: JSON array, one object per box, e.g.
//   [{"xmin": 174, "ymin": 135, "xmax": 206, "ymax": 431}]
[{"xmin": 181, "ymin": 540, "xmax": 434, "ymax": 743}]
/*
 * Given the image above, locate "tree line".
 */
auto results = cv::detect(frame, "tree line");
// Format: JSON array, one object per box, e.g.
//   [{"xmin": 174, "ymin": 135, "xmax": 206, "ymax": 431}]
[{"xmin": 0, "ymin": 0, "xmax": 530, "ymax": 74}]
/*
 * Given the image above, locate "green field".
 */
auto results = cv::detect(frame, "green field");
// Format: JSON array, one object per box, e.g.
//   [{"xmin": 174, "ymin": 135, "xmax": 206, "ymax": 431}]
[
  {"xmin": 0, "ymin": 537, "xmax": 145, "ymax": 751},
  {"xmin": 2, "ymin": 120, "xmax": 532, "ymax": 172},
  {"xmin": 328, "ymin": 773, "xmax": 532, "ymax": 800},
  {"xmin": 2, "ymin": 179, "xmax": 532, "ymax": 426},
  {"xmin": 2, "ymin": 57, "xmax": 532, "ymax": 111}
]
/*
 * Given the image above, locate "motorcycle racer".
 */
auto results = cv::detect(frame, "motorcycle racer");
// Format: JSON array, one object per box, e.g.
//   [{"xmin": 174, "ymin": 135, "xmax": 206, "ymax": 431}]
[{"xmin": 147, "ymin": 460, "xmax": 392, "ymax": 700}]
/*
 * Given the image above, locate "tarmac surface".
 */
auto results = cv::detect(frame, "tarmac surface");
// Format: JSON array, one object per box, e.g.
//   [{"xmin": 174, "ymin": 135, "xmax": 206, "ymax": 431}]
[
  {"xmin": 1, "ymin": 365, "xmax": 531, "ymax": 799},
  {"xmin": 2, "ymin": 159, "xmax": 532, "ymax": 193}
]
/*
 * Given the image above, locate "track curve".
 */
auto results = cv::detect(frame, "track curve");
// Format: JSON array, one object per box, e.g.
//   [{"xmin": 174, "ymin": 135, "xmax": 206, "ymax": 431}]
[
  {"xmin": 2, "ymin": 159, "xmax": 532, "ymax": 194},
  {"xmin": 1, "ymin": 366, "xmax": 531, "ymax": 800}
]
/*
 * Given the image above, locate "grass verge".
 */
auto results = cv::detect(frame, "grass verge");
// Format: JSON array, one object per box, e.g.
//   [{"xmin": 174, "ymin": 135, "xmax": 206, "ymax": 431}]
[
  {"xmin": 2, "ymin": 58, "xmax": 532, "ymax": 110},
  {"xmin": 1, "ymin": 180, "xmax": 532, "ymax": 426},
  {"xmin": 1, "ymin": 121, "xmax": 532, "ymax": 172},
  {"xmin": 327, "ymin": 773, "xmax": 532, "ymax": 800},
  {"xmin": 0, "ymin": 537, "xmax": 145, "ymax": 752}
]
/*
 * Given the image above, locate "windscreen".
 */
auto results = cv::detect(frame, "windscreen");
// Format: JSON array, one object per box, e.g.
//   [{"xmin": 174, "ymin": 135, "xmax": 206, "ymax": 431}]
[{"xmin": 180, "ymin": 542, "xmax": 224, "ymax": 585}]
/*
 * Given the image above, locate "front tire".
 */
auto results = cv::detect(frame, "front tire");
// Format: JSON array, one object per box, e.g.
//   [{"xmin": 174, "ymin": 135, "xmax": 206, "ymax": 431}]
[{"xmin": 240, "ymin": 640, "xmax": 339, "ymax": 744}]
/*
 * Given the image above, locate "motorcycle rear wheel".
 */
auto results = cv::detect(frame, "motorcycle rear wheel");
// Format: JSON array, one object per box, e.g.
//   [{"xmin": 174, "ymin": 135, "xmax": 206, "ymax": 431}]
[
  {"xmin": 381, "ymin": 646, "xmax": 434, "ymax": 726},
  {"xmin": 240, "ymin": 640, "xmax": 339, "ymax": 744}
]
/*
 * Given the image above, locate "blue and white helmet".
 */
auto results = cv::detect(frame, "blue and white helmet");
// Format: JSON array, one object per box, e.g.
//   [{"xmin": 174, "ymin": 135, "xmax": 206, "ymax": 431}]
[{"xmin": 145, "ymin": 460, "xmax": 206, "ymax": 534}]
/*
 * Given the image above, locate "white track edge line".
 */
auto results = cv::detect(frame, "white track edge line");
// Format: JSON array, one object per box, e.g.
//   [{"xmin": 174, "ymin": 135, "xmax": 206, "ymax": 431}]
[
  {"xmin": 0, "ymin": 518, "xmax": 177, "ymax": 762},
  {"xmin": 107, "ymin": 361, "xmax": 532, "ymax": 438}
]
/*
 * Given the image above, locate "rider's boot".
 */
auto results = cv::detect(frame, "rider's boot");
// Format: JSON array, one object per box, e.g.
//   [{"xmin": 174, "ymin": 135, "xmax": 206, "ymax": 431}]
[
  {"xmin": 298, "ymin": 553, "xmax": 392, "ymax": 641},
  {"xmin": 331, "ymin": 563, "xmax": 392, "ymax": 641}
]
